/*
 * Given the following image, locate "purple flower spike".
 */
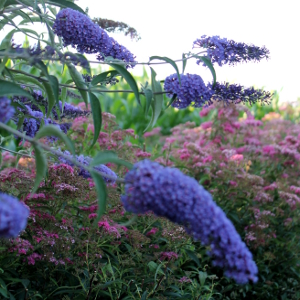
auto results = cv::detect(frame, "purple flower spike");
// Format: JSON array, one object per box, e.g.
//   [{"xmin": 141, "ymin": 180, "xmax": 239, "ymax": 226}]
[
  {"xmin": 121, "ymin": 160, "xmax": 258, "ymax": 284},
  {"xmin": 0, "ymin": 192, "xmax": 29, "ymax": 238},
  {"xmin": 53, "ymin": 8, "xmax": 136, "ymax": 68},
  {"xmin": 0, "ymin": 97, "xmax": 15, "ymax": 124},
  {"xmin": 164, "ymin": 74, "xmax": 214, "ymax": 108},
  {"xmin": 193, "ymin": 35, "xmax": 270, "ymax": 66}
]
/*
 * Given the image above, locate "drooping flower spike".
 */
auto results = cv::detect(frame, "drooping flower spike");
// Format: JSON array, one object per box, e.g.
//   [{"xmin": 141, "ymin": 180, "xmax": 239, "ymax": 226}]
[
  {"xmin": 193, "ymin": 35, "xmax": 270, "ymax": 66},
  {"xmin": 0, "ymin": 192, "xmax": 29, "ymax": 238},
  {"xmin": 0, "ymin": 97, "xmax": 15, "ymax": 124},
  {"xmin": 121, "ymin": 160, "xmax": 258, "ymax": 284},
  {"xmin": 53, "ymin": 8, "xmax": 136, "ymax": 68}
]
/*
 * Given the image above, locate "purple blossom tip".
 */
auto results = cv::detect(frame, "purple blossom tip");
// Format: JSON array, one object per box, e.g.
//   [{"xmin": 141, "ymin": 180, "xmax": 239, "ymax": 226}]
[
  {"xmin": 0, "ymin": 192, "xmax": 29, "ymax": 238},
  {"xmin": 193, "ymin": 35, "xmax": 270, "ymax": 66},
  {"xmin": 121, "ymin": 160, "xmax": 258, "ymax": 284},
  {"xmin": 53, "ymin": 8, "xmax": 136, "ymax": 68},
  {"xmin": 0, "ymin": 97, "xmax": 15, "ymax": 124},
  {"xmin": 164, "ymin": 74, "xmax": 214, "ymax": 108}
]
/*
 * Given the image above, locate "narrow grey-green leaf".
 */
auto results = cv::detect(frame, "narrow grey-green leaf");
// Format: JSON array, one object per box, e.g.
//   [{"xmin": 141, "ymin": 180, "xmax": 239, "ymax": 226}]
[
  {"xmin": 144, "ymin": 68, "xmax": 163, "ymax": 131},
  {"xmin": 90, "ymin": 170, "xmax": 107, "ymax": 225},
  {"xmin": 89, "ymin": 92, "xmax": 102, "ymax": 149},
  {"xmin": 42, "ymin": 81, "xmax": 55, "ymax": 118},
  {"xmin": 149, "ymin": 56, "xmax": 181, "ymax": 85},
  {"xmin": 193, "ymin": 55, "xmax": 216, "ymax": 87},
  {"xmin": 91, "ymin": 151, "xmax": 133, "ymax": 170},
  {"xmin": 107, "ymin": 63, "xmax": 140, "ymax": 105},
  {"xmin": 91, "ymin": 70, "xmax": 119, "ymax": 86},
  {"xmin": 48, "ymin": 75, "xmax": 59, "ymax": 104},
  {"xmin": 0, "ymin": 80, "xmax": 33, "ymax": 98},
  {"xmin": 67, "ymin": 63, "xmax": 88, "ymax": 105},
  {"xmin": 143, "ymin": 88, "xmax": 153, "ymax": 115},
  {"xmin": 165, "ymin": 93, "xmax": 177, "ymax": 109},
  {"xmin": 34, "ymin": 125, "xmax": 75, "ymax": 155},
  {"xmin": 0, "ymin": 56, "xmax": 9, "ymax": 74},
  {"xmin": 11, "ymin": 74, "xmax": 45, "ymax": 91},
  {"xmin": 182, "ymin": 53, "xmax": 187, "ymax": 74},
  {"xmin": 32, "ymin": 144, "xmax": 47, "ymax": 194},
  {"xmin": 47, "ymin": 0, "xmax": 86, "ymax": 14}
]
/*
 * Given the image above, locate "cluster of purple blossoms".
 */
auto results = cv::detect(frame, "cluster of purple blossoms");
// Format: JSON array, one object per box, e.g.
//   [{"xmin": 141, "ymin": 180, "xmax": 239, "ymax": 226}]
[
  {"xmin": 57, "ymin": 150, "xmax": 117, "ymax": 184},
  {"xmin": 0, "ymin": 192, "xmax": 29, "ymax": 238},
  {"xmin": 164, "ymin": 74, "xmax": 214, "ymax": 108},
  {"xmin": 208, "ymin": 82, "xmax": 273, "ymax": 105},
  {"xmin": 121, "ymin": 160, "xmax": 258, "ymax": 284},
  {"xmin": 0, "ymin": 97, "xmax": 15, "ymax": 124},
  {"xmin": 19, "ymin": 105, "xmax": 71, "ymax": 138},
  {"xmin": 193, "ymin": 35, "xmax": 270, "ymax": 66},
  {"xmin": 53, "ymin": 8, "xmax": 136, "ymax": 68}
]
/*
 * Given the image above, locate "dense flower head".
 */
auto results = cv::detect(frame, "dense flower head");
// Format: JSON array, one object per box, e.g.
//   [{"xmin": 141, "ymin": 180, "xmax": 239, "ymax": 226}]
[
  {"xmin": 164, "ymin": 74, "xmax": 214, "ymax": 108},
  {"xmin": 0, "ymin": 192, "xmax": 29, "ymax": 238},
  {"xmin": 0, "ymin": 97, "xmax": 15, "ymax": 124},
  {"xmin": 53, "ymin": 8, "xmax": 136, "ymax": 68},
  {"xmin": 193, "ymin": 35, "xmax": 270, "ymax": 66},
  {"xmin": 208, "ymin": 82, "xmax": 273, "ymax": 105},
  {"xmin": 57, "ymin": 150, "xmax": 117, "ymax": 184},
  {"xmin": 121, "ymin": 160, "xmax": 258, "ymax": 284}
]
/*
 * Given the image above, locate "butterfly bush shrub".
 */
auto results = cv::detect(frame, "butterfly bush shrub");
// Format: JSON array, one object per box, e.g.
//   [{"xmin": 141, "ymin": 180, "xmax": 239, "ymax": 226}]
[{"xmin": 0, "ymin": 0, "xmax": 296, "ymax": 299}]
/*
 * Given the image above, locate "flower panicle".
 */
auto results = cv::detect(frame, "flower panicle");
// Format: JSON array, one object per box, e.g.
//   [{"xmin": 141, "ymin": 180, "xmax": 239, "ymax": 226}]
[{"xmin": 121, "ymin": 160, "xmax": 258, "ymax": 284}]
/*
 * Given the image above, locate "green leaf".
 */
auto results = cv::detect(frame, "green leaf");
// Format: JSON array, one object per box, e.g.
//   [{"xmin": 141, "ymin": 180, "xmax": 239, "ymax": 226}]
[
  {"xmin": 91, "ymin": 150, "xmax": 133, "ymax": 170},
  {"xmin": 149, "ymin": 56, "xmax": 181, "ymax": 85},
  {"xmin": 185, "ymin": 249, "xmax": 200, "ymax": 267},
  {"xmin": 0, "ymin": 0, "xmax": 7, "ymax": 10},
  {"xmin": 34, "ymin": 125, "xmax": 75, "ymax": 155},
  {"xmin": 47, "ymin": 0, "xmax": 86, "ymax": 14},
  {"xmin": 67, "ymin": 63, "xmax": 88, "ymax": 105},
  {"xmin": 143, "ymin": 88, "xmax": 153, "ymax": 115},
  {"xmin": 0, "ymin": 80, "xmax": 33, "ymax": 98},
  {"xmin": 42, "ymin": 81, "xmax": 55, "ymax": 118},
  {"xmin": 90, "ymin": 170, "xmax": 107, "ymax": 225},
  {"xmin": 165, "ymin": 93, "xmax": 177, "ymax": 109},
  {"xmin": 182, "ymin": 53, "xmax": 187, "ymax": 74},
  {"xmin": 198, "ymin": 271, "xmax": 207, "ymax": 287},
  {"xmin": 193, "ymin": 55, "xmax": 216, "ymax": 87},
  {"xmin": 32, "ymin": 144, "xmax": 47, "ymax": 194},
  {"xmin": 144, "ymin": 68, "xmax": 163, "ymax": 131},
  {"xmin": 0, "ymin": 56, "xmax": 9, "ymax": 75},
  {"xmin": 91, "ymin": 70, "xmax": 119, "ymax": 86},
  {"xmin": 89, "ymin": 92, "xmax": 102, "ymax": 149},
  {"xmin": 48, "ymin": 75, "xmax": 59, "ymax": 104},
  {"xmin": 107, "ymin": 63, "xmax": 140, "ymax": 105}
]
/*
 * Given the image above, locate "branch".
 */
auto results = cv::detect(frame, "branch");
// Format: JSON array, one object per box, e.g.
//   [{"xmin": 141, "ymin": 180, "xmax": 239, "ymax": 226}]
[{"xmin": 0, "ymin": 122, "xmax": 126, "ymax": 183}]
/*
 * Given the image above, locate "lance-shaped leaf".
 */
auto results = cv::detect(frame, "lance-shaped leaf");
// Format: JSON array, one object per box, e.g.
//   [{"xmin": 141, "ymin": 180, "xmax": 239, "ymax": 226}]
[
  {"xmin": 193, "ymin": 55, "xmax": 216, "ymax": 87},
  {"xmin": 143, "ymin": 88, "xmax": 153, "ymax": 115},
  {"xmin": 149, "ymin": 56, "xmax": 181, "ymax": 85},
  {"xmin": 90, "ymin": 170, "xmax": 107, "ymax": 225},
  {"xmin": 67, "ymin": 63, "xmax": 89, "ymax": 106},
  {"xmin": 89, "ymin": 92, "xmax": 102, "ymax": 149},
  {"xmin": 0, "ymin": 80, "xmax": 33, "ymax": 99},
  {"xmin": 47, "ymin": 0, "xmax": 86, "ymax": 14},
  {"xmin": 144, "ymin": 68, "xmax": 163, "ymax": 132},
  {"xmin": 91, "ymin": 70, "xmax": 119, "ymax": 86},
  {"xmin": 90, "ymin": 150, "xmax": 133, "ymax": 170},
  {"xmin": 107, "ymin": 63, "xmax": 140, "ymax": 105},
  {"xmin": 34, "ymin": 125, "xmax": 75, "ymax": 155},
  {"xmin": 31, "ymin": 144, "xmax": 47, "ymax": 194},
  {"xmin": 182, "ymin": 53, "xmax": 187, "ymax": 74}
]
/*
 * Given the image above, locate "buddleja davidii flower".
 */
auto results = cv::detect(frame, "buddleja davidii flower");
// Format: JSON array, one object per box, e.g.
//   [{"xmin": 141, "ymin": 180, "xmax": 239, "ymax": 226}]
[
  {"xmin": 121, "ymin": 160, "xmax": 258, "ymax": 284},
  {"xmin": 164, "ymin": 73, "xmax": 214, "ymax": 108},
  {"xmin": 56, "ymin": 150, "xmax": 117, "ymax": 184},
  {"xmin": 53, "ymin": 8, "xmax": 136, "ymax": 68},
  {"xmin": 0, "ymin": 97, "xmax": 15, "ymax": 124},
  {"xmin": 0, "ymin": 192, "xmax": 29, "ymax": 238},
  {"xmin": 208, "ymin": 82, "xmax": 273, "ymax": 105},
  {"xmin": 193, "ymin": 35, "xmax": 270, "ymax": 66}
]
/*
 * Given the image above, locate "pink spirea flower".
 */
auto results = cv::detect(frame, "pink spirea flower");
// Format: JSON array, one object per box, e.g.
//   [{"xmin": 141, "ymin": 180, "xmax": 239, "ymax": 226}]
[
  {"xmin": 146, "ymin": 227, "xmax": 159, "ymax": 236},
  {"xmin": 230, "ymin": 154, "xmax": 243, "ymax": 162},
  {"xmin": 160, "ymin": 252, "xmax": 178, "ymax": 261},
  {"xmin": 88, "ymin": 213, "xmax": 97, "ymax": 219},
  {"xmin": 201, "ymin": 121, "xmax": 213, "ymax": 130}
]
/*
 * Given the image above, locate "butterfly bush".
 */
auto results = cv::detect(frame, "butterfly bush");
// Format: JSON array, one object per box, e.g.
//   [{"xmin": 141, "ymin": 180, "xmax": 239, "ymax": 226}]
[
  {"xmin": 53, "ymin": 8, "xmax": 136, "ymax": 67},
  {"xmin": 0, "ymin": 97, "xmax": 15, "ymax": 124},
  {"xmin": 193, "ymin": 35, "xmax": 270, "ymax": 66},
  {"xmin": 0, "ymin": 192, "xmax": 29, "ymax": 238},
  {"xmin": 121, "ymin": 159, "xmax": 258, "ymax": 284}
]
